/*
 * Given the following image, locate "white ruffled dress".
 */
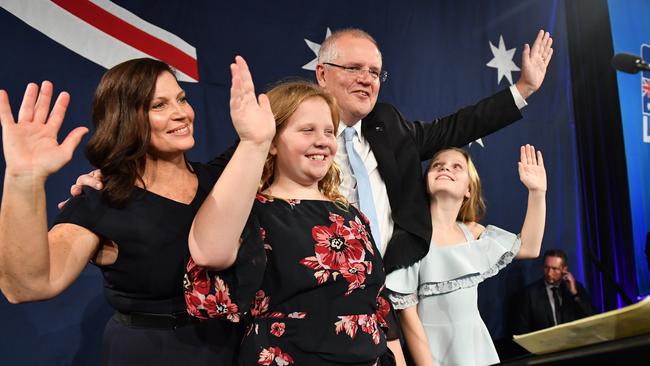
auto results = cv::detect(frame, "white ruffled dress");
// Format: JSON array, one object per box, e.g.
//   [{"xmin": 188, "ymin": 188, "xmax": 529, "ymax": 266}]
[{"xmin": 386, "ymin": 223, "xmax": 521, "ymax": 366}]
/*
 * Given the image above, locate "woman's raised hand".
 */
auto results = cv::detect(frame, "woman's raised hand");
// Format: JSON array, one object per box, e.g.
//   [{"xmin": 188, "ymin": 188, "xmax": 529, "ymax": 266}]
[{"xmin": 0, "ymin": 81, "xmax": 88, "ymax": 179}]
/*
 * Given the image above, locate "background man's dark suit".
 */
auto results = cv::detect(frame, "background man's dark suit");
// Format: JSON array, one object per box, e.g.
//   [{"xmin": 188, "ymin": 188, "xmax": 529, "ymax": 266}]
[{"xmin": 512, "ymin": 278, "xmax": 597, "ymax": 334}]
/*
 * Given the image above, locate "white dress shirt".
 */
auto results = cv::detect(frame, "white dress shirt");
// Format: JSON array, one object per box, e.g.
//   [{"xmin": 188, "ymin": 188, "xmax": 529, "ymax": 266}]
[{"xmin": 509, "ymin": 84, "xmax": 528, "ymax": 109}]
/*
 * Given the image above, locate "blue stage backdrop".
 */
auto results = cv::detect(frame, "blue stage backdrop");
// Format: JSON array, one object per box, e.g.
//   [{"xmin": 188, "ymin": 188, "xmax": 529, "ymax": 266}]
[
  {"xmin": 607, "ymin": 0, "xmax": 650, "ymax": 298},
  {"xmin": 0, "ymin": 0, "xmax": 579, "ymax": 363}
]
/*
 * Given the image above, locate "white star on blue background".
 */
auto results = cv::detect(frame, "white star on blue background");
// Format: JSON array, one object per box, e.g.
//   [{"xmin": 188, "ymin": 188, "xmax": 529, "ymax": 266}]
[
  {"xmin": 302, "ymin": 28, "xmax": 331, "ymax": 70},
  {"xmin": 486, "ymin": 35, "xmax": 520, "ymax": 85},
  {"xmin": 472, "ymin": 35, "xmax": 521, "ymax": 148}
]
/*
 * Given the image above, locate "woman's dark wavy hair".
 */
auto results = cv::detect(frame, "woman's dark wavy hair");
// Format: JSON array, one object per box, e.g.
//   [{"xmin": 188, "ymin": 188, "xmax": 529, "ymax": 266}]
[{"xmin": 85, "ymin": 58, "xmax": 175, "ymax": 207}]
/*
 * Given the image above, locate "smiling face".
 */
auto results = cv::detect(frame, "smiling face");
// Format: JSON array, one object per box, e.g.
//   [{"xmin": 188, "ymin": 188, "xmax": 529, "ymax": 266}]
[
  {"xmin": 147, "ymin": 71, "xmax": 195, "ymax": 157},
  {"xmin": 270, "ymin": 96, "xmax": 337, "ymax": 189},
  {"xmin": 316, "ymin": 34, "xmax": 382, "ymax": 125},
  {"xmin": 427, "ymin": 149, "xmax": 472, "ymax": 200}
]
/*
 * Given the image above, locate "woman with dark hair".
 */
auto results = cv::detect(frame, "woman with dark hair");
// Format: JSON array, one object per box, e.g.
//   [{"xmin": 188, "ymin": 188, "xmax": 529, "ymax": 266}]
[{"xmin": 0, "ymin": 58, "xmax": 239, "ymax": 365}]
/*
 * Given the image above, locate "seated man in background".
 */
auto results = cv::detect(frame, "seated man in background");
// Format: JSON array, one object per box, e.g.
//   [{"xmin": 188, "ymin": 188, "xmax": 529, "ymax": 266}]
[{"xmin": 513, "ymin": 249, "xmax": 597, "ymax": 334}]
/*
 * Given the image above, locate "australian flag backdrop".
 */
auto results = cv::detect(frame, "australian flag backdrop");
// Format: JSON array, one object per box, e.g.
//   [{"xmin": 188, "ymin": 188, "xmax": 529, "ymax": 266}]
[{"xmin": 0, "ymin": 0, "xmax": 578, "ymax": 364}]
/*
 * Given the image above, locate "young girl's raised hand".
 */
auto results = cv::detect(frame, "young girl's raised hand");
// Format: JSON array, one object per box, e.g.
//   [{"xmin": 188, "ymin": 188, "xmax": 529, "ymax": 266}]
[{"xmin": 518, "ymin": 144, "xmax": 546, "ymax": 192}]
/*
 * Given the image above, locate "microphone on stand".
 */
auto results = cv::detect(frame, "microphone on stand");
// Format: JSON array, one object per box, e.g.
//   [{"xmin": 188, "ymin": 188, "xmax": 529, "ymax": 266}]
[{"xmin": 611, "ymin": 53, "xmax": 650, "ymax": 74}]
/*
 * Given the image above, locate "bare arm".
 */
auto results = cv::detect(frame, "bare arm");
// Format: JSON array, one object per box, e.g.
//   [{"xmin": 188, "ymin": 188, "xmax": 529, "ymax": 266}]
[
  {"xmin": 398, "ymin": 307, "xmax": 435, "ymax": 366},
  {"xmin": 0, "ymin": 82, "xmax": 94, "ymax": 302},
  {"xmin": 387, "ymin": 339, "xmax": 407, "ymax": 366},
  {"xmin": 188, "ymin": 56, "xmax": 275, "ymax": 270},
  {"xmin": 516, "ymin": 144, "xmax": 546, "ymax": 259},
  {"xmin": 1, "ymin": 222, "xmax": 101, "ymax": 303}
]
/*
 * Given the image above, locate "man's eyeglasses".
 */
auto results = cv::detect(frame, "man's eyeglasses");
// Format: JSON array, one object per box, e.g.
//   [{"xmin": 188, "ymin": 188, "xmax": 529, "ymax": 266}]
[{"xmin": 323, "ymin": 62, "xmax": 388, "ymax": 83}]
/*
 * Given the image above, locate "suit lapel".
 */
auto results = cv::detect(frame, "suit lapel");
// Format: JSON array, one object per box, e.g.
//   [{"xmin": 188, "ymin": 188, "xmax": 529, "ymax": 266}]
[{"xmin": 361, "ymin": 116, "xmax": 400, "ymax": 202}]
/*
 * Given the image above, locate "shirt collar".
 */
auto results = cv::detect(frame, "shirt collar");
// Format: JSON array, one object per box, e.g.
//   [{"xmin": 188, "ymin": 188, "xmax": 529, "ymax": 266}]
[
  {"xmin": 336, "ymin": 120, "xmax": 363, "ymax": 140},
  {"xmin": 545, "ymin": 281, "xmax": 560, "ymax": 291}
]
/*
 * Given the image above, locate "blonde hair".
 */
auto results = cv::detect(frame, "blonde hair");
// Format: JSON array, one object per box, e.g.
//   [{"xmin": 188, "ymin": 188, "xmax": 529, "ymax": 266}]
[
  {"xmin": 260, "ymin": 80, "xmax": 347, "ymax": 205},
  {"xmin": 429, "ymin": 148, "xmax": 486, "ymax": 222}
]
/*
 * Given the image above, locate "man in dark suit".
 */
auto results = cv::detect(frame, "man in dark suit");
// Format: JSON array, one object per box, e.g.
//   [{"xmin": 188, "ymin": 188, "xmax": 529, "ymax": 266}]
[
  {"xmin": 311, "ymin": 29, "xmax": 552, "ymax": 363},
  {"xmin": 512, "ymin": 249, "xmax": 597, "ymax": 334},
  {"xmin": 313, "ymin": 28, "xmax": 553, "ymax": 272}
]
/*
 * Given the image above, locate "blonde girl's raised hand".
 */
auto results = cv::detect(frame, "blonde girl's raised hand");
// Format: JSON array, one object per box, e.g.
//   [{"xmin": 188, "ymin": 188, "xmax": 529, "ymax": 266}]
[
  {"xmin": 516, "ymin": 144, "xmax": 546, "ymax": 259},
  {"xmin": 518, "ymin": 144, "xmax": 546, "ymax": 192}
]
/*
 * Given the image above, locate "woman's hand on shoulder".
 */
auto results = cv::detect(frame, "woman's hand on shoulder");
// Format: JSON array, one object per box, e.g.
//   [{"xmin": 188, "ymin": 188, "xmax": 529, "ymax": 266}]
[
  {"xmin": 518, "ymin": 144, "xmax": 546, "ymax": 193},
  {"xmin": 0, "ymin": 82, "xmax": 88, "ymax": 179}
]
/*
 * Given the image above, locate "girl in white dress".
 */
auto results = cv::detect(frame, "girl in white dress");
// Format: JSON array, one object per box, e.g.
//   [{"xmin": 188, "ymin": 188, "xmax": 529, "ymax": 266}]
[{"xmin": 386, "ymin": 145, "xmax": 546, "ymax": 366}]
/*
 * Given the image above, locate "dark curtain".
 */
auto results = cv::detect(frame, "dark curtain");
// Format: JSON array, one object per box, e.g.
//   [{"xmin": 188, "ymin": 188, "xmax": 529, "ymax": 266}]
[{"xmin": 565, "ymin": 0, "xmax": 637, "ymax": 309}]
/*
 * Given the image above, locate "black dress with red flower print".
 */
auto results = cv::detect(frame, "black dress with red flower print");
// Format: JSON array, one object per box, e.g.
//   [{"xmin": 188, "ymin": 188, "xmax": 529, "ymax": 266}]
[{"xmin": 185, "ymin": 195, "xmax": 392, "ymax": 365}]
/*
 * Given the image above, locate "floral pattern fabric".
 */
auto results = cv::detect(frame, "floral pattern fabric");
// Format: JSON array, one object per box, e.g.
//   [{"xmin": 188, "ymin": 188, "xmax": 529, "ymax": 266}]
[
  {"xmin": 187, "ymin": 196, "xmax": 391, "ymax": 365},
  {"xmin": 184, "ymin": 258, "xmax": 240, "ymax": 322},
  {"xmin": 299, "ymin": 212, "xmax": 375, "ymax": 295}
]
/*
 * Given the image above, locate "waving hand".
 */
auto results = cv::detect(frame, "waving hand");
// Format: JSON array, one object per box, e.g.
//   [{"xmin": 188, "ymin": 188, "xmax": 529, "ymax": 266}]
[
  {"xmin": 516, "ymin": 30, "xmax": 554, "ymax": 99},
  {"xmin": 0, "ymin": 82, "xmax": 88, "ymax": 179},
  {"xmin": 229, "ymin": 56, "xmax": 275, "ymax": 145},
  {"xmin": 518, "ymin": 144, "xmax": 546, "ymax": 192}
]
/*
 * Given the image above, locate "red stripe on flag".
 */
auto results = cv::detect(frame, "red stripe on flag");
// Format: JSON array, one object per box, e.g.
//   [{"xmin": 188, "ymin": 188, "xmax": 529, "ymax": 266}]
[{"xmin": 52, "ymin": 0, "xmax": 198, "ymax": 80}]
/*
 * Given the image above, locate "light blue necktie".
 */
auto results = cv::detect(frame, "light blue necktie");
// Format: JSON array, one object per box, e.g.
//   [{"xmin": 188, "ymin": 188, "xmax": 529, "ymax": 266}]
[{"xmin": 343, "ymin": 127, "xmax": 382, "ymax": 251}]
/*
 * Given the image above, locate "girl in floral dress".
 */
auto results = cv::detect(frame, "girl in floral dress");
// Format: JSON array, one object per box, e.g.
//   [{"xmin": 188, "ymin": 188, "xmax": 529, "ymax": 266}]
[{"xmin": 184, "ymin": 56, "xmax": 397, "ymax": 365}]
